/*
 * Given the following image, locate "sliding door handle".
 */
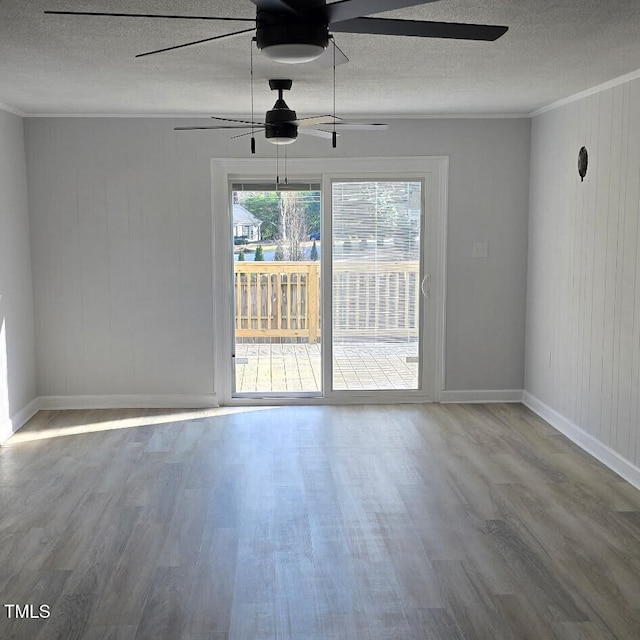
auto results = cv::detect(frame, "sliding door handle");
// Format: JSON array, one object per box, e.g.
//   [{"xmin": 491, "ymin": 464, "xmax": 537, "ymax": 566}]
[{"xmin": 421, "ymin": 274, "xmax": 431, "ymax": 299}]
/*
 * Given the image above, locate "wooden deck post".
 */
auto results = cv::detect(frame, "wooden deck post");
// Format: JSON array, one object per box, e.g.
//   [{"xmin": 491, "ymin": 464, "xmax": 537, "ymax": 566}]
[{"xmin": 307, "ymin": 262, "xmax": 320, "ymax": 343}]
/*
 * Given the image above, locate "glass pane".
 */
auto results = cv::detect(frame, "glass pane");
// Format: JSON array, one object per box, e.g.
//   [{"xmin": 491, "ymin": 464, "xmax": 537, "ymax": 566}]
[
  {"xmin": 331, "ymin": 181, "xmax": 422, "ymax": 391},
  {"xmin": 232, "ymin": 189, "xmax": 322, "ymax": 394}
]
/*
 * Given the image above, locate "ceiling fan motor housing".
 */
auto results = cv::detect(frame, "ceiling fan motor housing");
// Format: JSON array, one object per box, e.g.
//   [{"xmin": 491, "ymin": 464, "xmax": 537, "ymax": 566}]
[
  {"xmin": 265, "ymin": 105, "xmax": 298, "ymax": 143},
  {"xmin": 255, "ymin": 9, "xmax": 329, "ymax": 56}
]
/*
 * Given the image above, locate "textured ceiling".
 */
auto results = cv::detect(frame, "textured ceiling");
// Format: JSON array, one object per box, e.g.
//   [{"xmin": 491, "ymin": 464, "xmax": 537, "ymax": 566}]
[{"xmin": 1, "ymin": 0, "xmax": 639, "ymax": 117}]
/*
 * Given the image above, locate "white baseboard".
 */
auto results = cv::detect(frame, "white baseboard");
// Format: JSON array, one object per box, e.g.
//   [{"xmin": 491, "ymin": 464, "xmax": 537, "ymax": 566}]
[
  {"xmin": 439, "ymin": 389, "xmax": 523, "ymax": 403},
  {"xmin": 522, "ymin": 391, "xmax": 640, "ymax": 491},
  {"xmin": 38, "ymin": 394, "xmax": 219, "ymax": 411},
  {"xmin": 0, "ymin": 397, "xmax": 41, "ymax": 445}
]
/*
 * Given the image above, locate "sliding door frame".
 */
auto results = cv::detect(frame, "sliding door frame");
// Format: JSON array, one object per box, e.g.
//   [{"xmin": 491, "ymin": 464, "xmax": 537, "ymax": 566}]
[{"xmin": 211, "ymin": 156, "xmax": 448, "ymax": 405}]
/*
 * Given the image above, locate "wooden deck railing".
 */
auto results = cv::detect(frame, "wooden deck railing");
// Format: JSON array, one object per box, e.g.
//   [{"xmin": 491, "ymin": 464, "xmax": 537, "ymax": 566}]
[
  {"xmin": 234, "ymin": 261, "xmax": 420, "ymax": 343},
  {"xmin": 234, "ymin": 262, "xmax": 321, "ymax": 342}
]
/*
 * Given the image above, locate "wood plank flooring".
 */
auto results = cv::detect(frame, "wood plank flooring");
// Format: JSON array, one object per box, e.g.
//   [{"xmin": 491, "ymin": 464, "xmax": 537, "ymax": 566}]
[{"xmin": 1, "ymin": 403, "xmax": 640, "ymax": 640}]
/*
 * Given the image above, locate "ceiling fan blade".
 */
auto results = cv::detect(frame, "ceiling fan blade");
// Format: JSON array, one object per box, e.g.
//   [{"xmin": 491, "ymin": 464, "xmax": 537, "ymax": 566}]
[
  {"xmin": 324, "ymin": 0, "xmax": 442, "ymax": 25},
  {"xmin": 136, "ymin": 27, "xmax": 256, "ymax": 58},
  {"xmin": 293, "ymin": 115, "xmax": 342, "ymax": 127},
  {"xmin": 333, "ymin": 123, "xmax": 389, "ymax": 130},
  {"xmin": 230, "ymin": 130, "xmax": 262, "ymax": 139},
  {"xmin": 248, "ymin": 0, "xmax": 299, "ymax": 14},
  {"xmin": 211, "ymin": 116, "xmax": 266, "ymax": 126},
  {"xmin": 298, "ymin": 129, "xmax": 335, "ymax": 139},
  {"xmin": 331, "ymin": 17, "xmax": 508, "ymax": 41},
  {"xmin": 44, "ymin": 11, "xmax": 254, "ymax": 22},
  {"xmin": 314, "ymin": 41, "xmax": 349, "ymax": 68},
  {"xmin": 174, "ymin": 125, "xmax": 263, "ymax": 131}
]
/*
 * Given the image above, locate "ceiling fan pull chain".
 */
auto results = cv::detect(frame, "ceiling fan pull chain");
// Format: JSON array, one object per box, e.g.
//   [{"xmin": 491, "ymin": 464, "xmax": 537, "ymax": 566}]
[
  {"xmin": 284, "ymin": 146, "xmax": 288, "ymax": 185},
  {"xmin": 332, "ymin": 39, "xmax": 337, "ymax": 149},
  {"xmin": 250, "ymin": 38, "xmax": 256, "ymax": 154}
]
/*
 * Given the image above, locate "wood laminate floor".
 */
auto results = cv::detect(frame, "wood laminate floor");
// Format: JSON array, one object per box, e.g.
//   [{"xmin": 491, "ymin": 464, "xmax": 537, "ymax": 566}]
[{"xmin": 1, "ymin": 403, "xmax": 640, "ymax": 640}]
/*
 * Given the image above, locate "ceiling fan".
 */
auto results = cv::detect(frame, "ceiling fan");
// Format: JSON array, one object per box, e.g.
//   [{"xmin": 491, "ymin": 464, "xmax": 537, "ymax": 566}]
[
  {"xmin": 174, "ymin": 78, "xmax": 388, "ymax": 150},
  {"xmin": 45, "ymin": 0, "xmax": 508, "ymax": 64}
]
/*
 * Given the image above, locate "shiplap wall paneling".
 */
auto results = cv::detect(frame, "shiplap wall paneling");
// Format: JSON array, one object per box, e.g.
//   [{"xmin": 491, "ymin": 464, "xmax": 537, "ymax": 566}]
[
  {"xmin": 526, "ymin": 76, "xmax": 640, "ymax": 469},
  {"xmin": 599, "ymin": 85, "xmax": 625, "ymax": 449},
  {"xmin": 619, "ymin": 80, "xmax": 640, "ymax": 464}
]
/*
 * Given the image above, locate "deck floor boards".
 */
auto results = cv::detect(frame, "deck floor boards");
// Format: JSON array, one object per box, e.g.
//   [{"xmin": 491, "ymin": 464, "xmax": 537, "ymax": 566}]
[{"xmin": 234, "ymin": 343, "xmax": 418, "ymax": 393}]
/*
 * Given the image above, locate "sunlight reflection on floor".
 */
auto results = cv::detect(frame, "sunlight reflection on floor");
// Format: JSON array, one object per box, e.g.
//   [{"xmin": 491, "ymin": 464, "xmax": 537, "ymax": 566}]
[{"xmin": 4, "ymin": 405, "xmax": 280, "ymax": 445}]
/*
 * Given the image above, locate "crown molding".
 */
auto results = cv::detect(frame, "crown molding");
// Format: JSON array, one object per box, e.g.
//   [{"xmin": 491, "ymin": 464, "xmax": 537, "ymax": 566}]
[
  {"xmin": 24, "ymin": 111, "xmax": 530, "ymax": 120},
  {"xmin": 0, "ymin": 101, "xmax": 26, "ymax": 117},
  {"xmin": 530, "ymin": 66, "xmax": 640, "ymax": 117}
]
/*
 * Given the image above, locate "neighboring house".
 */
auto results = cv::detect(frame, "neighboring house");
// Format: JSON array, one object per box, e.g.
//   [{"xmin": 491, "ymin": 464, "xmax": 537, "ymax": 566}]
[{"xmin": 233, "ymin": 203, "xmax": 262, "ymax": 242}]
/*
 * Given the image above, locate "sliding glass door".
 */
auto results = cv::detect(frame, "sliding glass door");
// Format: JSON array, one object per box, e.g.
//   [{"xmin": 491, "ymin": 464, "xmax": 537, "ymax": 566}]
[
  {"xmin": 329, "ymin": 180, "xmax": 427, "ymax": 394},
  {"xmin": 231, "ymin": 183, "xmax": 322, "ymax": 396}
]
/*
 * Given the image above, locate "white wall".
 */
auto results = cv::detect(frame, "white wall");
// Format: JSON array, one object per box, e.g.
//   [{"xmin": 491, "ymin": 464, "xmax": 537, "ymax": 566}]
[
  {"xmin": 0, "ymin": 109, "xmax": 36, "ymax": 439},
  {"xmin": 25, "ymin": 119, "xmax": 217, "ymax": 399},
  {"xmin": 24, "ymin": 117, "xmax": 530, "ymax": 400},
  {"xmin": 525, "ymin": 77, "xmax": 640, "ymax": 477}
]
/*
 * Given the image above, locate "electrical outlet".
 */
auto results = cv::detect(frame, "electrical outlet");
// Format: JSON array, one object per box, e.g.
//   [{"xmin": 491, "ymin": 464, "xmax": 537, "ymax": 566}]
[{"xmin": 472, "ymin": 242, "xmax": 489, "ymax": 258}]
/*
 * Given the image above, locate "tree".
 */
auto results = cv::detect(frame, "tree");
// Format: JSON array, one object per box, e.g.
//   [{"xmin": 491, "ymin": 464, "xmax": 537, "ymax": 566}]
[
  {"xmin": 237, "ymin": 250, "xmax": 245, "ymax": 261},
  {"xmin": 299, "ymin": 192, "xmax": 321, "ymax": 236},
  {"xmin": 254, "ymin": 245, "xmax": 265, "ymax": 261},
  {"xmin": 235, "ymin": 191, "xmax": 321, "ymax": 246},
  {"xmin": 278, "ymin": 191, "xmax": 308, "ymax": 261},
  {"xmin": 310, "ymin": 240, "xmax": 318, "ymax": 261}
]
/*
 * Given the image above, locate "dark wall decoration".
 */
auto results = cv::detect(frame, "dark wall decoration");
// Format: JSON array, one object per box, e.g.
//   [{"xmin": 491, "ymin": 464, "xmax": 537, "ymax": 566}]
[{"xmin": 578, "ymin": 146, "xmax": 588, "ymax": 182}]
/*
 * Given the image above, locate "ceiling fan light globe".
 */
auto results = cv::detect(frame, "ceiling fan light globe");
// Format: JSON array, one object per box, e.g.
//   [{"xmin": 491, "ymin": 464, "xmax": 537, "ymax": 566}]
[
  {"xmin": 269, "ymin": 136, "xmax": 297, "ymax": 145},
  {"xmin": 261, "ymin": 43, "xmax": 325, "ymax": 64}
]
